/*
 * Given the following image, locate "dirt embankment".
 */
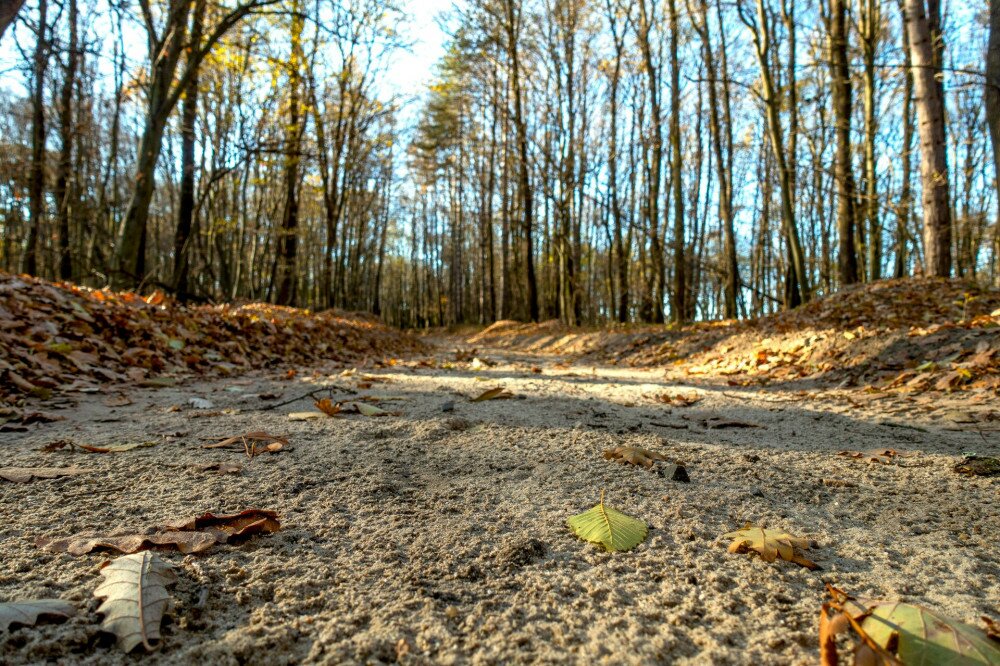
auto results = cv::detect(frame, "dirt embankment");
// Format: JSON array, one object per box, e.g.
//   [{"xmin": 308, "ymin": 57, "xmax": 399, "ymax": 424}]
[
  {"xmin": 468, "ymin": 278, "xmax": 1000, "ymax": 393},
  {"xmin": 0, "ymin": 273, "xmax": 426, "ymax": 408}
]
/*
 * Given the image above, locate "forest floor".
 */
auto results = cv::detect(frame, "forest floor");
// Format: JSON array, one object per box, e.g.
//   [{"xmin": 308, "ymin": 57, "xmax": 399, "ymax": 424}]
[{"xmin": 1, "ymin": 276, "xmax": 999, "ymax": 664}]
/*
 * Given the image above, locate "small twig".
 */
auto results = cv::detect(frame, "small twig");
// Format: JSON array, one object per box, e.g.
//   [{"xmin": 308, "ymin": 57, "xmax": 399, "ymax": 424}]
[{"xmin": 257, "ymin": 386, "xmax": 355, "ymax": 410}]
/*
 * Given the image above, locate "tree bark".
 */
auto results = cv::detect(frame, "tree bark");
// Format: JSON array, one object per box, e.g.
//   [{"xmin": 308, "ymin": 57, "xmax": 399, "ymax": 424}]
[
  {"xmin": 987, "ymin": 0, "xmax": 1000, "ymax": 212},
  {"xmin": 904, "ymin": 0, "xmax": 951, "ymax": 276},
  {"xmin": 830, "ymin": 0, "xmax": 859, "ymax": 285},
  {"xmin": 23, "ymin": 0, "xmax": 47, "ymax": 276},
  {"xmin": 0, "ymin": 0, "xmax": 25, "ymax": 41}
]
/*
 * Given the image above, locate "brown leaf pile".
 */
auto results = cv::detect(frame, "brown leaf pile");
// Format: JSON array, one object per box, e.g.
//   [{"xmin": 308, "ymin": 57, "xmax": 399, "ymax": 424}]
[
  {"xmin": 469, "ymin": 278, "xmax": 1000, "ymax": 394},
  {"xmin": 0, "ymin": 272, "xmax": 427, "ymax": 405}
]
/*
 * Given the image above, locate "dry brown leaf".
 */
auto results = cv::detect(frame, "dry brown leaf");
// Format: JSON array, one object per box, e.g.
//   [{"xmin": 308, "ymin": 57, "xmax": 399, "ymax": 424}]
[
  {"xmin": 103, "ymin": 394, "xmax": 133, "ymax": 407},
  {"xmin": 838, "ymin": 449, "xmax": 902, "ymax": 464},
  {"xmin": 161, "ymin": 509, "xmax": 280, "ymax": 543},
  {"xmin": 37, "ymin": 509, "xmax": 279, "ymax": 556},
  {"xmin": 0, "ymin": 599, "xmax": 76, "ymax": 631},
  {"xmin": 602, "ymin": 446, "xmax": 668, "ymax": 469},
  {"xmin": 0, "ymin": 466, "xmax": 89, "ymax": 483},
  {"xmin": 471, "ymin": 387, "xmax": 514, "ymax": 402},
  {"xmin": 653, "ymin": 392, "xmax": 702, "ymax": 406},
  {"xmin": 94, "ymin": 552, "xmax": 177, "ymax": 652},
  {"xmin": 314, "ymin": 398, "xmax": 343, "ymax": 416},
  {"xmin": 722, "ymin": 524, "xmax": 820, "ymax": 570},
  {"xmin": 36, "ymin": 531, "xmax": 218, "ymax": 556},
  {"xmin": 203, "ymin": 431, "xmax": 287, "ymax": 458}
]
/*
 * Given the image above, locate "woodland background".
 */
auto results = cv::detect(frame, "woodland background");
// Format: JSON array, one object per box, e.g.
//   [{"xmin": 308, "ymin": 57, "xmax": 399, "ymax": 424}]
[{"xmin": 0, "ymin": 0, "xmax": 998, "ymax": 328}]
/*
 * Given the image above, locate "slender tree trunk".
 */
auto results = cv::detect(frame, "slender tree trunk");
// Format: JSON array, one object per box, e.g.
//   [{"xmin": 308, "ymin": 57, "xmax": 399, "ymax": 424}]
[
  {"xmin": 668, "ymin": 0, "xmax": 685, "ymax": 322},
  {"xmin": 275, "ymin": 4, "xmax": 303, "ymax": 305},
  {"xmin": 637, "ymin": 0, "xmax": 665, "ymax": 322},
  {"xmin": 173, "ymin": 0, "xmax": 205, "ymax": 299},
  {"xmin": 23, "ymin": 0, "xmax": 47, "ymax": 276},
  {"xmin": 896, "ymin": 0, "xmax": 916, "ymax": 278},
  {"xmin": 830, "ymin": 0, "xmax": 859, "ymax": 285},
  {"xmin": 986, "ymin": 0, "xmax": 1000, "ymax": 212},
  {"xmin": 55, "ymin": 0, "xmax": 78, "ymax": 280},
  {"xmin": 504, "ymin": 0, "xmax": 538, "ymax": 321},
  {"xmin": 904, "ymin": 0, "xmax": 951, "ymax": 276}
]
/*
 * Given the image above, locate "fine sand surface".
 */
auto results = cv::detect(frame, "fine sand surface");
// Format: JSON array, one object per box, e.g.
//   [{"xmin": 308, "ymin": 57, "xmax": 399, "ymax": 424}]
[{"xmin": 2, "ymin": 341, "xmax": 998, "ymax": 665}]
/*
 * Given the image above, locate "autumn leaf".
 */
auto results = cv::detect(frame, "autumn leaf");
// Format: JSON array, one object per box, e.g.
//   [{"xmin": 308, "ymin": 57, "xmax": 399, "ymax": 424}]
[
  {"xmin": 567, "ymin": 491, "xmax": 648, "ymax": 552},
  {"xmin": 602, "ymin": 446, "xmax": 668, "ymax": 469},
  {"xmin": 36, "ymin": 531, "xmax": 219, "ymax": 556},
  {"xmin": 821, "ymin": 585, "xmax": 1000, "ymax": 666},
  {"xmin": 314, "ymin": 398, "xmax": 342, "ymax": 417},
  {"xmin": 653, "ymin": 392, "xmax": 702, "ymax": 406},
  {"xmin": 0, "ymin": 466, "xmax": 89, "ymax": 483},
  {"xmin": 838, "ymin": 449, "xmax": 902, "ymax": 464},
  {"xmin": 471, "ymin": 387, "xmax": 513, "ymax": 402},
  {"xmin": 161, "ymin": 509, "xmax": 280, "ymax": 544},
  {"xmin": 288, "ymin": 411, "xmax": 326, "ymax": 421},
  {"xmin": 722, "ymin": 524, "xmax": 820, "ymax": 570},
  {"xmin": 0, "ymin": 599, "xmax": 76, "ymax": 631},
  {"xmin": 203, "ymin": 432, "xmax": 287, "ymax": 457},
  {"xmin": 94, "ymin": 552, "xmax": 177, "ymax": 652},
  {"xmin": 37, "ymin": 510, "xmax": 279, "ymax": 556},
  {"xmin": 953, "ymin": 456, "xmax": 1000, "ymax": 477},
  {"xmin": 355, "ymin": 402, "xmax": 391, "ymax": 417}
]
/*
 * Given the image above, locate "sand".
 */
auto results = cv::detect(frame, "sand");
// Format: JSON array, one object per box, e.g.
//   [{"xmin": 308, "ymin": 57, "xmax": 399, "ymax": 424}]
[{"xmin": 1, "ymin": 342, "xmax": 998, "ymax": 664}]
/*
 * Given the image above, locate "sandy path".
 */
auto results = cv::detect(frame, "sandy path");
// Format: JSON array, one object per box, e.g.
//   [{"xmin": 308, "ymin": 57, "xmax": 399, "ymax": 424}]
[{"xmin": 2, "ymin": 340, "xmax": 998, "ymax": 665}]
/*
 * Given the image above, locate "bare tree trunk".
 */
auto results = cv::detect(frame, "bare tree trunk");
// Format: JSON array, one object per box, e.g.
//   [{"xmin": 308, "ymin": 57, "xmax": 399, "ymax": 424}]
[
  {"xmin": 637, "ymin": 0, "xmax": 665, "ymax": 322},
  {"xmin": 54, "ymin": 0, "xmax": 78, "ymax": 280},
  {"xmin": 668, "ymin": 0, "xmax": 685, "ymax": 322},
  {"xmin": 896, "ymin": 0, "xmax": 916, "ymax": 278},
  {"xmin": 987, "ymin": 0, "xmax": 1000, "ymax": 211},
  {"xmin": 904, "ymin": 0, "xmax": 951, "ymax": 276},
  {"xmin": 275, "ymin": 4, "xmax": 303, "ymax": 305},
  {"xmin": 172, "ymin": 0, "xmax": 205, "ymax": 299},
  {"xmin": 504, "ymin": 0, "xmax": 538, "ymax": 321},
  {"xmin": 23, "ymin": 0, "xmax": 47, "ymax": 276},
  {"xmin": 830, "ymin": 0, "xmax": 859, "ymax": 285}
]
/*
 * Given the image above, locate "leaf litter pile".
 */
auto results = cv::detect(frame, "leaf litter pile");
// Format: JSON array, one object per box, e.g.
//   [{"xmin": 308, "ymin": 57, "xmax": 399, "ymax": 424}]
[
  {"xmin": 470, "ymin": 277, "xmax": 1000, "ymax": 393},
  {"xmin": 0, "ymin": 272, "xmax": 426, "ymax": 407},
  {"xmin": 2, "ymin": 273, "xmax": 999, "ymax": 664}
]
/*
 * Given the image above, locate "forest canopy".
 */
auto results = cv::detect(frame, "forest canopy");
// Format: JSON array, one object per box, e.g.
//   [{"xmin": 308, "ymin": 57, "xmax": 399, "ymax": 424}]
[{"xmin": 0, "ymin": 0, "xmax": 997, "ymax": 327}]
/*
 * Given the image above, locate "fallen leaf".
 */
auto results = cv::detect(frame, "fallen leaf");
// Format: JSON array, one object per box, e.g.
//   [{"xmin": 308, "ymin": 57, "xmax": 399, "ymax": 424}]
[
  {"xmin": 953, "ymin": 456, "xmax": 1000, "ymax": 477},
  {"xmin": 471, "ymin": 387, "xmax": 514, "ymax": 402},
  {"xmin": 0, "ymin": 599, "xmax": 76, "ymax": 631},
  {"xmin": 162, "ymin": 509, "xmax": 280, "ymax": 543},
  {"xmin": 838, "ymin": 449, "xmax": 902, "ymax": 464},
  {"xmin": 602, "ymin": 446, "xmax": 668, "ymax": 469},
  {"xmin": 94, "ymin": 552, "xmax": 177, "ymax": 652},
  {"xmin": 203, "ymin": 432, "xmax": 287, "ymax": 458},
  {"xmin": 314, "ymin": 398, "xmax": 342, "ymax": 417},
  {"xmin": 103, "ymin": 394, "xmax": 133, "ymax": 407},
  {"xmin": 722, "ymin": 524, "xmax": 819, "ymax": 570},
  {"xmin": 36, "ymin": 531, "xmax": 218, "ymax": 556},
  {"xmin": 288, "ymin": 411, "xmax": 326, "ymax": 421},
  {"xmin": 567, "ymin": 491, "xmax": 648, "ymax": 552},
  {"xmin": 654, "ymin": 392, "xmax": 702, "ymax": 406},
  {"xmin": 355, "ymin": 402, "xmax": 391, "ymax": 417},
  {"xmin": 0, "ymin": 466, "xmax": 89, "ymax": 483},
  {"xmin": 822, "ymin": 585, "xmax": 1000, "ymax": 665}
]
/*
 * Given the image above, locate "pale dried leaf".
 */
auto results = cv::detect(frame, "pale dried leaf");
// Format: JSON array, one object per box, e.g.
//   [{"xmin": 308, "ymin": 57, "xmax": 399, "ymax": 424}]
[{"xmin": 94, "ymin": 552, "xmax": 177, "ymax": 652}]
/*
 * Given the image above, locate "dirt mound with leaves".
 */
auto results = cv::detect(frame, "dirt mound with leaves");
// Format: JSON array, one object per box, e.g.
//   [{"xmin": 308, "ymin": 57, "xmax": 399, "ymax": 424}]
[
  {"xmin": 470, "ymin": 278, "xmax": 1000, "ymax": 392},
  {"xmin": 0, "ymin": 273, "xmax": 427, "ymax": 405}
]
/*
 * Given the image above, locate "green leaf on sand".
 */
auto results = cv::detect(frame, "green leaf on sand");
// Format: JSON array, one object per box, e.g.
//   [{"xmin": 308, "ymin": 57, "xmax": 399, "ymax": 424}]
[{"xmin": 567, "ymin": 491, "xmax": 647, "ymax": 552}]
